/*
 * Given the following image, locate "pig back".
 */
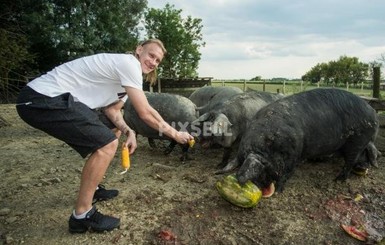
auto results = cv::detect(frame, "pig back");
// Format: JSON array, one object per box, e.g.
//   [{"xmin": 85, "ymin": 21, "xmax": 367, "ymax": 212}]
[
  {"xmin": 189, "ymin": 86, "xmax": 243, "ymax": 114},
  {"xmin": 123, "ymin": 92, "xmax": 198, "ymax": 140},
  {"xmin": 245, "ymin": 88, "xmax": 378, "ymax": 158}
]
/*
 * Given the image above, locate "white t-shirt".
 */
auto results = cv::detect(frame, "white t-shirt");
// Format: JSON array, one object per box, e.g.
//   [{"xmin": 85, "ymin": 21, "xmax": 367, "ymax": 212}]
[{"xmin": 28, "ymin": 53, "xmax": 143, "ymax": 109}]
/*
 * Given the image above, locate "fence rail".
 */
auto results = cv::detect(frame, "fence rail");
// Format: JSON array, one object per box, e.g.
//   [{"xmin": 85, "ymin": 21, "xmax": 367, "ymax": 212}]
[{"xmin": 144, "ymin": 77, "xmax": 212, "ymax": 92}]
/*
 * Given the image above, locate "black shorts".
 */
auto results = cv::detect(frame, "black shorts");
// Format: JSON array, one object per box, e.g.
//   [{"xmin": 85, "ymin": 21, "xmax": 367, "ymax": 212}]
[{"xmin": 16, "ymin": 86, "xmax": 117, "ymax": 158}]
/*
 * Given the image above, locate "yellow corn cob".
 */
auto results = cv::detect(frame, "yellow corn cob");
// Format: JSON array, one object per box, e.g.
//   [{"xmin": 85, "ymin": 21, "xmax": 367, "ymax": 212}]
[
  {"xmin": 188, "ymin": 139, "xmax": 195, "ymax": 148},
  {"xmin": 120, "ymin": 146, "xmax": 130, "ymax": 174}
]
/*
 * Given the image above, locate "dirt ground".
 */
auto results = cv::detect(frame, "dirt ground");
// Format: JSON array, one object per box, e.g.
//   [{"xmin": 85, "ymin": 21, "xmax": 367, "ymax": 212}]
[{"xmin": 1, "ymin": 103, "xmax": 385, "ymax": 245}]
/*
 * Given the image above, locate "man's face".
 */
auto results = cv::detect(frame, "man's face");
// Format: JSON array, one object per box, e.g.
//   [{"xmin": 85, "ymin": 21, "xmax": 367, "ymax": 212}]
[{"xmin": 136, "ymin": 43, "xmax": 164, "ymax": 74}]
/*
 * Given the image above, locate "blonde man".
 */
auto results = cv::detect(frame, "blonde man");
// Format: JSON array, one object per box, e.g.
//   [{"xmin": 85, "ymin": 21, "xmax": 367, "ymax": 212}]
[{"xmin": 16, "ymin": 39, "xmax": 193, "ymax": 233}]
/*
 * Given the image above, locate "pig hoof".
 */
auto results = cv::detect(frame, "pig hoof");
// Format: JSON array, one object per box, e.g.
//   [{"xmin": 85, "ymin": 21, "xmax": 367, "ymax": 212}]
[
  {"xmin": 215, "ymin": 159, "xmax": 240, "ymax": 174},
  {"xmin": 214, "ymin": 169, "xmax": 226, "ymax": 175},
  {"xmin": 179, "ymin": 155, "xmax": 194, "ymax": 162},
  {"xmin": 215, "ymin": 167, "xmax": 235, "ymax": 175}
]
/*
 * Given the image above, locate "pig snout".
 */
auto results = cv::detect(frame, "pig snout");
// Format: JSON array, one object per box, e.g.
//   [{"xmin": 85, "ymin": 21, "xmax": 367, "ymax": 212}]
[{"xmin": 236, "ymin": 153, "xmax": 264, "ymax": 185}]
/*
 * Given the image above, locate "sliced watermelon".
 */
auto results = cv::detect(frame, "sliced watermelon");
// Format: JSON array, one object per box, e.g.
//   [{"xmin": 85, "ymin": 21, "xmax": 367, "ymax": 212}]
[
  {"xmin": 262, "ymin": 183, "xmax": 275, "ymax": 198},
  {"xmin": 341, "ymin": 224, "xmax": 368, "ymax": 241}
]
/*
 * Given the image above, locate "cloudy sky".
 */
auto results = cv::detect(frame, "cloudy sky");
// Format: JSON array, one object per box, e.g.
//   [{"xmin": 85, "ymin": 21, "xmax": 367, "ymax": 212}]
[{"xmin": 146, "ymin": 0, "xmax": 385, "ymax": 80}]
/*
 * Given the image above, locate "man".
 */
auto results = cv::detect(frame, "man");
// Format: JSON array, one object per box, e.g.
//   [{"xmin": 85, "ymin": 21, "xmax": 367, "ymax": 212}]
[{"xmin": 16, "ymin": 39, "xmax": 193, "ymax": 233}]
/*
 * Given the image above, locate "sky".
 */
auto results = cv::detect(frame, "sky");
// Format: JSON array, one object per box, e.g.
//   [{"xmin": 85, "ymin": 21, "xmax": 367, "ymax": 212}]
[{"xmin": 146, "ymin": 0, "xmax": 385, "ymax": 80}]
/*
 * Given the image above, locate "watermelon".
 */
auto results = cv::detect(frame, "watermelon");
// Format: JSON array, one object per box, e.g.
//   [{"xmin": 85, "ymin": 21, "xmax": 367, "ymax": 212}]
[{"xmin": 216, "ymin": 174, "xmax": 262, "ymax": 208}]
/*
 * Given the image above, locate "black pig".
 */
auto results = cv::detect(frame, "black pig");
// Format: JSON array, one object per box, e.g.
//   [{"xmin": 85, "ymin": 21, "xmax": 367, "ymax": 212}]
[
  {"xmin": 224, "ymin": 88, "xmax": 379, "ymax": 193},
  {"xmin": 123, "ymin": 92, "xmax": 198, "ymax": 161},
  {"xmin": 189, "ymin": 86, "xmax": 243, "ymax": 115},
  {"xmin": 193, "ymin": 91, "xmax": 283, "ymax": 167}
]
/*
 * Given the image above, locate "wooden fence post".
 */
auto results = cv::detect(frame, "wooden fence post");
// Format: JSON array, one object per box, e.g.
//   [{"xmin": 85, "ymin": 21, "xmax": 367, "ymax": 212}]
[{"xmin": 373, "ymin": 66, "xmax": 381, "ymax": 98}]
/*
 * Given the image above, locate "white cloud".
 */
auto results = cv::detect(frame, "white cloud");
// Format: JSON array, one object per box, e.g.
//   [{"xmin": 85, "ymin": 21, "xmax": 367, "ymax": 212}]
[{"xmin": 147, "ymin": 0, "xmax": 385, "ymax": 79}]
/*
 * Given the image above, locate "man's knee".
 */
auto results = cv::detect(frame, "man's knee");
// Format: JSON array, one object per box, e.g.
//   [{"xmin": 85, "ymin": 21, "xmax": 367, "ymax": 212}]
[{"xmin": 97, "ymin": 139, "xmax": 119, "ymax": 158}]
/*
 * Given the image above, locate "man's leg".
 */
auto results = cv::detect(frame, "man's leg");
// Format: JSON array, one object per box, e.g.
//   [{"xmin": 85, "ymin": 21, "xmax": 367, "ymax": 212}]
[
  {"xmin": 68, "ymin": 139, "xmax": 120, "ymax": 233},
  {"xmin": 75, "ymin": 138, "xmax": 119, "ymax": 214},
  {"xmin": 92, "ymin": 129, "xmax": 122, "ymax": 202}
]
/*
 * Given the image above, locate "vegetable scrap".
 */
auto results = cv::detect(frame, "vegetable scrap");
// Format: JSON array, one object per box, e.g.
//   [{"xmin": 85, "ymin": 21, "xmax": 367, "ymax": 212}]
[{"xmin": 341, "ymin": 224, "xmax": 368, "ymax": 242}]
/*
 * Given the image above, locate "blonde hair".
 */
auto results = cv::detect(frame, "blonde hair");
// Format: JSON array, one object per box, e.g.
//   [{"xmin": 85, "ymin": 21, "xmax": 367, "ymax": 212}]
[{"xmin": 138, "ymin": 39, "xmax": 167, "ymax": 86}]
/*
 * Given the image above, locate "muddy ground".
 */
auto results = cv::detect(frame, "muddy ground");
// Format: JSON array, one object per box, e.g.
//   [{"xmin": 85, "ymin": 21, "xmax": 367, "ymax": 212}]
[{"xmin": 0, "ymin": 103, "xmax": 385, "ymax": 245}]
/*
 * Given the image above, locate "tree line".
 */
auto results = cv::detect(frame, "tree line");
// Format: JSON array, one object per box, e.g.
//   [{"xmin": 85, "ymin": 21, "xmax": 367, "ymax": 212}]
[
  {"xmin": 302, "ymin": 55, "xmax": 370, "ymax": 86},
  {"xmin": 0, "ymin": 1, "xmax": 204, "ymax": 102},
  {"xmin": 252, "ymin": 55, "xmax": 384, "ymax": 86}
]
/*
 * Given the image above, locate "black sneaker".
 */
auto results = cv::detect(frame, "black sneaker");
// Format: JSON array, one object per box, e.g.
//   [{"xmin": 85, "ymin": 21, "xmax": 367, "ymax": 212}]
[
  {"xmin": 93, "ymin": 184, "xmax": 119, "ymax": 202},
  {"xmin": 68, "ymin": 206, "xmax": 120, "ymax": 233}
]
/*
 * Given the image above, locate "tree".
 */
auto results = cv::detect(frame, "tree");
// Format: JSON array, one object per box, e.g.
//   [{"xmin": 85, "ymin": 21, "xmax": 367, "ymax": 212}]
[
  {"xmin": 1, "ymin": 0, "xmax": 148, "ymax": 101},
  {"xmin": 21, "ymin": 0, "xmax": 147, "ymax": 74},
  {"xmin": 301, "ymin": 63, "xmax": 326, "ymax": 84},
  {"xmin": 144, "ymin": 4, "xmax": 205, "ymax": 78},
  {"xmin": 250, "ymin": 76, "xmax": 262, "ymax": 81},
  {"xmin": 379, "ymin": 53, "xmax": 385, "ymax": 66},
  {"xmin": 302, "ymin": 56, "xmax": 369, "ymax": 86},
  {"xmin": 368, "ymin": 53, "xmax": 384, "ymax": 80},
  {"xmin": 0, "ymin": 0, "xmax": 35, "ymax": 102}
]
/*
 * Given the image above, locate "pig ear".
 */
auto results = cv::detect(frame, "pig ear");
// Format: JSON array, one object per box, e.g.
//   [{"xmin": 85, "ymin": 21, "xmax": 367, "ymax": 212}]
[
  {"xmin": 236, "ymin": 153, "xmax": 264, "ymax": 185},
  {"xmin": 194, "ymin": 112, "xmax": 213, "ymax": 123},
  {"xmin": 367, "ymin": 141, "xmax": 380, "ymax": 167},
  {"xmin": 215, "ymin": 114, "xmax": 232, "ymax": 127},
  {"xmin": 212, "ymin": 114, "xmax": 232, "ymax": 135},
  {"xmin": 192, "ymin": 113, "xmax": 210, "ymax": 126}
]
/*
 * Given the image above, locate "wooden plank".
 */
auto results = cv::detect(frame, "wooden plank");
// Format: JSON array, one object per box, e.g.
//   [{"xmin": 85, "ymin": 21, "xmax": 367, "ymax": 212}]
[
  {"xmin": 360, "ymin": 96, "xmax": 385, "ymax": 111},
  {"xmin": 148, "ymin": 77, "xmax": 213, "ymax": 90}
]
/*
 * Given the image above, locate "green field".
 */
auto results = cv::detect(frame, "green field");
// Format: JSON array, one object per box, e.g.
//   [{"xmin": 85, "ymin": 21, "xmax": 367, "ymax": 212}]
[{"xmin": 211, "ymin": 80, "xmax": 384, "ymax": 98}]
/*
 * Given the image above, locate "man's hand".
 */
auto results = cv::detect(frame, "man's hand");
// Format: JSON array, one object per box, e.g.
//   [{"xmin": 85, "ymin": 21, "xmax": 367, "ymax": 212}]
[{"xmin": 175, "ymin": 131, "xmax": 194, "ymax": 145}]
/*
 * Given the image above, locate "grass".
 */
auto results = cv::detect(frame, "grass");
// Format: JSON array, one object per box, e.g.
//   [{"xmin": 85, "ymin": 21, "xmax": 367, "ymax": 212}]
[{"xmin": 211, "ymin": 81, "xmax": 384, "ymax": 98}]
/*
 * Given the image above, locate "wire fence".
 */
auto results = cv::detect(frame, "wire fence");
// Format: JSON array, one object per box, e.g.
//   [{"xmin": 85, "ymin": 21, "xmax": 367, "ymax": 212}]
[
  {"xmin": 0, "ymin": 78, "xmax": 27, "ymax": 103},
  {"xmin": 211, "ymin": 80, "xmax": 384, "ymax": 98},
  {"xmin": 0, "ymin": 64, "xmax": 31, "ymax": 103}
]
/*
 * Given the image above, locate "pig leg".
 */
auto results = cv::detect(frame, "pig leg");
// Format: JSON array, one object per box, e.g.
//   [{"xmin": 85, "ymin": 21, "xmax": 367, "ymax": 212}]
[
  {"xmin": 335, "ymin": 139, "xmax": 372, "ymax": 181},
  {"xmin": 148, "ymin": 138, "xmax": 157, "ymax": 148},
  {"xmin": 179, "ymin": 144, "xmax": 194, "ymax": 162},
  {"xmin": 215, "ymin": 158, "xmax": 241, "ymax": 174},
  {"xmin": 164, "ymin": 140, "xmax": 177, "ymax": 155},
  {"xmin": 352, "ymin": 141, "xmax": 381, "ymax": 174},
  {"xmin": 162, "ymin": 141, "xmax": 194, "ymax": 162},
  {"xmin": 218, "ymin": 147, "xmax": 233, "ymax": 168}
]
